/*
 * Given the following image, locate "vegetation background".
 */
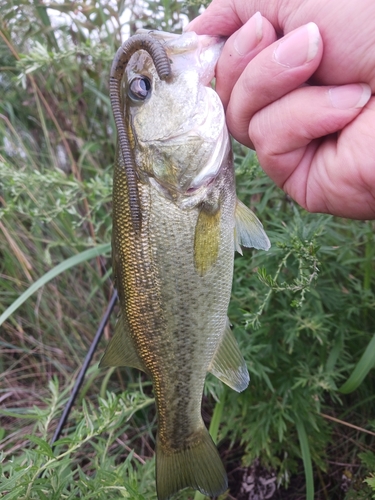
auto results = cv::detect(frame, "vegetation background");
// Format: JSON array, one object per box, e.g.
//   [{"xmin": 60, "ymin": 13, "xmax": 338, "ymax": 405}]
[{"xmin": 1, "ymin": 1, "xmax": 375, "ymax": 499}]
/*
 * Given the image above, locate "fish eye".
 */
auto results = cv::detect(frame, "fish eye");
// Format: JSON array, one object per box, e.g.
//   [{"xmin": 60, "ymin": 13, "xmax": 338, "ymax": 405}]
[{"xmin": 128, "ymin": 76, "xmax": 151, "ymax": 101}]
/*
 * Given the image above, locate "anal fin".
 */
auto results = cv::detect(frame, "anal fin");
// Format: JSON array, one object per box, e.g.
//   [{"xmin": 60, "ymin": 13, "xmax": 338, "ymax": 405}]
[
  {"xmin": 99, "ymin": 315, "xmax": 147, "ymax": 372},
  {"xmin": 208, "ymin": 319, "xmax": 249, "ymax": 392},
  {"xmin": 234, "ymin": 198, "xmax": 270, "ymax": 254}
]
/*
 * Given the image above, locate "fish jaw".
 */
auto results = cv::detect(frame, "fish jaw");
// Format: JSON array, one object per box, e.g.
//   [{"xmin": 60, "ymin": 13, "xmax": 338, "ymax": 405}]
[
  {"xmin": 135, "ymin": 29, "xmax": 225, "ymax": 84},
  {"xmin": 125, "ymin": 30, "xmax": 228, "ymax": 200}
]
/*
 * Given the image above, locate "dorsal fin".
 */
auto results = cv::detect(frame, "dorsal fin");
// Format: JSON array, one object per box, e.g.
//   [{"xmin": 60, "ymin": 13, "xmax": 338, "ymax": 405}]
[{"xmin": 234, "ymin": 199, "xmax": 270, "ymax": 254}]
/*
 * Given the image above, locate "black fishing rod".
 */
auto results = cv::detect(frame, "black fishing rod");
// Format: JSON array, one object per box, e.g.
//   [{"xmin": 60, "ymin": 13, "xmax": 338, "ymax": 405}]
[{"xmin": 50, "ymin": 290, "xmax": 118, "ymax": 447}]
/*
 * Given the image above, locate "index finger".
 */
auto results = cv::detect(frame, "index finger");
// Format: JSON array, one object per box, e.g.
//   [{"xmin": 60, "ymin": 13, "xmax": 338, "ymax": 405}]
[
  {"xmin": 186, "ymin": 0, "xmax": 284, "ymax": 36},
  {"xmin": 226, "ymin": 23, "xmax": 323, "ymax": 146}
]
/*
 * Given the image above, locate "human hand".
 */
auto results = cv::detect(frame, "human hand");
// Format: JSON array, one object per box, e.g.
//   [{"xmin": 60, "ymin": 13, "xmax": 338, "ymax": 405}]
[{"xmin": 187, "ymin": 0, "xmax": 375, "ymax": 219}]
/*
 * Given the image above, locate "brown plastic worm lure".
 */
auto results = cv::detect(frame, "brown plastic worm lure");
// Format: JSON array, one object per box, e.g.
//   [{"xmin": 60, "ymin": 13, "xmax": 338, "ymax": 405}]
[{"xmin": 109, "ymin": 34, "xmax": 171, "ymax": 233}]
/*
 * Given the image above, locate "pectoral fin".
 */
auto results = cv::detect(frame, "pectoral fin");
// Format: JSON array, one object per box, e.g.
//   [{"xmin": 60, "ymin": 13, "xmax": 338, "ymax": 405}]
[
  {"xmin": 194, "ymin": 205, "xmax": 221, "ymax": 277},
  {"xmin": 234, "ymin": 199, "xmax": 270, "ymax": 254},
  {"xmin": 208, "ymin": 320, "xmax": 249, "ymax": 392},
  {"xmin": 99, "ymin": 315, "xmax": 147, "ymax": 372}
]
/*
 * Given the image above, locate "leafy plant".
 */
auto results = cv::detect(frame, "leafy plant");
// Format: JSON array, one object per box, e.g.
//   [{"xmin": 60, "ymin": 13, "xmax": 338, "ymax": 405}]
[{"xmin": 0, "ymin": 379, "xmax": 156, "ymax": 499}]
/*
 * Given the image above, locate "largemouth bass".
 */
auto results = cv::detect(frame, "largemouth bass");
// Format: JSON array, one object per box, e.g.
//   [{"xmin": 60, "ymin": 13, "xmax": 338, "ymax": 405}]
[{"xmin": 100, "ymin": 30, "xmax": 270, "ymax": 500}]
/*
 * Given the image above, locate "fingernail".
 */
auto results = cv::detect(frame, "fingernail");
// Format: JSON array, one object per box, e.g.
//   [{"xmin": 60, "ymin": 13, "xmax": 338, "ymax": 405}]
[
  {"xmin": 329, "ymin": 84, "xmax": 372, "ymax": 109},
  {"xmin": 274, "ymin": 22, "xmax": 320, "ymax": 67},
  {"xmin": 233, "ymin": 12, "xmax": 263, "ymax": 56}
]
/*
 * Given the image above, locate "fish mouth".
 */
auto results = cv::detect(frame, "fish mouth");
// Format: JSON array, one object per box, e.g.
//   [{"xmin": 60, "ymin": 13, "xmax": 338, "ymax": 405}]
[
  {"xmin": 136, "ymin": 29, "xmax": 225, "ymax": 85},
  {"xmin": 135, "ymin": 82, "xmax": 227, "ymax": 194},
  {"xmin": 131, "ymin": 29, "xmax": 228, "ymax": 199}
]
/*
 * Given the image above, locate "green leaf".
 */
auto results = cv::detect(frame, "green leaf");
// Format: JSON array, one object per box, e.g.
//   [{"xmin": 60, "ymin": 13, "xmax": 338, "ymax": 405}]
[
  {"xmin": 26, "ymin": 435, "xmax": 55, "ymax": 458},
  {"xmin": 1, "ymin": 485, "xmax": 25, "ymax": 500},
  {"xmin": 364, "ymin": 474, "xmax": 375, "ymax": 489},
  {"xmin": 0, "ymin": 243, "xmax": 110, "ymax": 326},
  {"xmin": 0, "ymin": 410, "xmax": 40, "ymax": 419},
  {"xmin": 339, "ymin": 334, "xmax": 375, "ymax": 394},
  {"xmin": 359, "ymin": 451, "xmax": 375, "ymax": 470},
  {"xmin": 209, "ymin": 390, "xmax": 225, "ymax": 445},
  {"xmin": 0, "ymin": 466, "xmax": 33, "ymax": 494},
  {"xmin": 296, "ymin": 419, "xmax": 314, "ymax": 500}
]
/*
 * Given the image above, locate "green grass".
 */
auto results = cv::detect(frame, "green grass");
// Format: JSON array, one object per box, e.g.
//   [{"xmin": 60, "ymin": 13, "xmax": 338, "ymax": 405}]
[{"xmin": 1, "ymin": 1, "xmax": 375, "ymax": 499}]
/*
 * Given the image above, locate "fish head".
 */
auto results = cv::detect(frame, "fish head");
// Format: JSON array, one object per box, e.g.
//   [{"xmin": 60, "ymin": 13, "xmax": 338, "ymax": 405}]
[{"xmin": 123, "ymin": 30, "xmax": 229, "ymax": 200}]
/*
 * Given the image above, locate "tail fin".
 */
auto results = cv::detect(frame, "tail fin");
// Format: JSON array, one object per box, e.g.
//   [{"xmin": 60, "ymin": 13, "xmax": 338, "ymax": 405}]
[{"xmin": 156, "ymin": 427, "xmax": 228, "ymax": 500}]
